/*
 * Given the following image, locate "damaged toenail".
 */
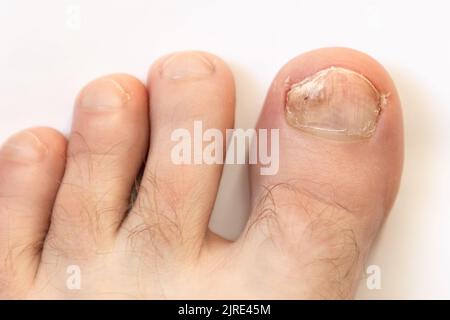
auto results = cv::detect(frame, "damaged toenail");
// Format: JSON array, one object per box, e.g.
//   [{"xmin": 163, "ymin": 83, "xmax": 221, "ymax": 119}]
[
  {"xmin": 79, "ymin": 78, "xmax": 130, "ymax": 110},
  {"xmin": 0, "ymin": 131, "xmax": 48, "ymax": 163},
  {"xmin": 285, "ymin": 67, "xmax": 386, "ymax": 140},
  {"xmin": 161, "ymin": 52, "xmax": 215, "ymax": 80}
]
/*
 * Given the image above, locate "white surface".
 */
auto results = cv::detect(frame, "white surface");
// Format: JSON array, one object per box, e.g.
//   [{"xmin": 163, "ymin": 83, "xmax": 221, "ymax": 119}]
[{"xmin": 1, "ymin": 0, "xmax": 450, "ymax": 299}]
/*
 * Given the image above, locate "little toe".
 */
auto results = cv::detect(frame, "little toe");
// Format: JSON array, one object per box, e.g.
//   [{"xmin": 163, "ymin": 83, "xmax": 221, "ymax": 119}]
[{"xmin": 0, "ymin": 128, "xmax": 66, "ymax": 298}]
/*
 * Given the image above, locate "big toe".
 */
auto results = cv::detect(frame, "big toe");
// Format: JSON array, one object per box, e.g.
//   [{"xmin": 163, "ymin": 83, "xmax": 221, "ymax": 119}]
[{"xmin": 244, "ymin": 47, "xmax": 403, "ymax": 299}]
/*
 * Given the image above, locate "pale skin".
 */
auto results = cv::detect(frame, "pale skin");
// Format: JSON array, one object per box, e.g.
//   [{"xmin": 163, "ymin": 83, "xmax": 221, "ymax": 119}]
[{"xmin": 0, "ymin": 48, "xmax": 403, "ymax": 299}]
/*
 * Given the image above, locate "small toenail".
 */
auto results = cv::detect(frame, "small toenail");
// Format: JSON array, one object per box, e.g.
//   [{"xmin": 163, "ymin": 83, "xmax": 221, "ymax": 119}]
[
  {"xmin": 0, "ymin": 131, "xmax": 48, "ymax": 163},
  {"xmin": 285, "ymin": 67, "xmax": 386, "ymax": 140},
  {"xmin": 79, "ymin": 78, "xmax": 130, "ymax": 110},
  {"xmin": 160, "ymin": 52, "xmax": 215, "ymax": 80}
]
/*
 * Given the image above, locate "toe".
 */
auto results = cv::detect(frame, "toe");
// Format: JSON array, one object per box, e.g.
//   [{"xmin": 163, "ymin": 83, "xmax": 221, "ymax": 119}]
[
  {"xmin": 45, "ymin": 74, "xmax": 149, "ymax": 256},
  {"xmin": 122, "ymin": 51, "xmax": 235, "ymax": 257},
  {"xmin": 0, "ymin": 128, "xmax": 66, "ymax": 298},
  {"xmin": 244, "ymin": 48, "xmax": 403, "ymax": 298}
]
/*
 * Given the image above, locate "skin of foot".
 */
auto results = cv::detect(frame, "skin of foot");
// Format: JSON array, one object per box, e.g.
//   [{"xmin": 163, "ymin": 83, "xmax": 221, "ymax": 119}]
[{"xmin": 0, "ymin": 47, "xmax": 403, "ymax": 299}]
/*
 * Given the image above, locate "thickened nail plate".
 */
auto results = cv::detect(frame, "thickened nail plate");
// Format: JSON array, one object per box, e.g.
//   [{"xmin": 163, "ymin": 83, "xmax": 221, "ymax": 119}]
[{"xmin": 285, "ymin": 67, "xmax": 385, "ymax": 140}]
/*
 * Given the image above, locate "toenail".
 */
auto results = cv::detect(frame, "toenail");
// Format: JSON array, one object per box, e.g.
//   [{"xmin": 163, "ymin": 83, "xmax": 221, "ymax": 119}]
[
  {"xmin": 285, "ymin": 67, "xmax": 386, "ymax": 140},
  {"xmin": 0, "ymin": 131, "xmax": 48, "ymax": 163},
  {"xmin": 79, "ymin": 78, "xmax": 130, "ymax": 110},
  {"xmin": 160, "ymin": 52, "xmax": 215, "ymax": 80}
]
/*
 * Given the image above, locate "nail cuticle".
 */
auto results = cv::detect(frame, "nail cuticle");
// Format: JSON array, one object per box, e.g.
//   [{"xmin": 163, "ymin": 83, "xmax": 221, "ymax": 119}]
[
  {"xmin": 0, "ymin": 132, "xmax": 48, "ymax": 163},
  {"xmin": 160, "ymin": 52, "xmax": 215, "ymax": 80},
  {"xmin": 78, "ymin": 79, "xmax": 130, "ymax": 110}
]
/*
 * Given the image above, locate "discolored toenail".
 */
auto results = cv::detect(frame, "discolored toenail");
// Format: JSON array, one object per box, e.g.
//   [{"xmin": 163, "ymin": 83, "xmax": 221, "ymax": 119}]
[
  {"xmin": 79, "ymin": 78, "xmax": 130, "ymax": 110},
  {"xmin": 0, "ymin": 131, "xmax": 48, "ymax": 163},
  {"xmin": 160, "ymin": 52, "xmax": 215, "ymax": 80},
  {"xmin": 285, "ymin": 67, "xmax": 386, "ymax": 140}
]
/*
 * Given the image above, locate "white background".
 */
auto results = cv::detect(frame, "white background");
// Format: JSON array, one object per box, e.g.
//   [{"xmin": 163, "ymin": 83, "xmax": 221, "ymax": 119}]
[{"xmin": 1, "ymin": 0, "xmax": 450, "ymax": 299}]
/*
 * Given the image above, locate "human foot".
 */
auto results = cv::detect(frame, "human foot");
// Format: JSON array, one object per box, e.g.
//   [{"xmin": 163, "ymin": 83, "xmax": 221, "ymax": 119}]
[{"xmin": 0, "ymin": 48, "xmax": 403, "ymax": 299}]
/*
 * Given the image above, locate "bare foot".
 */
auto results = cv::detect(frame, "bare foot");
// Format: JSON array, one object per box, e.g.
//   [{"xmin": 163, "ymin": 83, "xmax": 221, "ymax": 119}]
[{"xmin": 0, "ymin": 48, "xmax": 403, "ymax": 299}]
